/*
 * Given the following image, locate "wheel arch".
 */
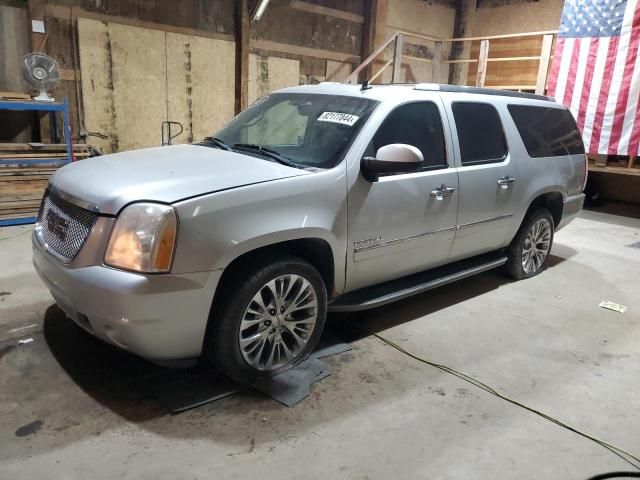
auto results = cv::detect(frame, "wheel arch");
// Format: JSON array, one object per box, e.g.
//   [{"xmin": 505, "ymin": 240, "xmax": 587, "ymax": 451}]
[
  {"xmin": 524, "ymin": 190, "xmax": 564, "ymax": 227},
  {"xmin": 210, "ymin": 236, "xmax": 336, "ymax": 319}
]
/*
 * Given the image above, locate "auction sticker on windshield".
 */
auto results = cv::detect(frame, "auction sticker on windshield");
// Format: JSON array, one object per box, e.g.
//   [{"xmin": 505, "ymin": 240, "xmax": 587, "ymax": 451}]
[{"xmin": 317, "ymin": 112, "xmax": 360, "ymax": 126}]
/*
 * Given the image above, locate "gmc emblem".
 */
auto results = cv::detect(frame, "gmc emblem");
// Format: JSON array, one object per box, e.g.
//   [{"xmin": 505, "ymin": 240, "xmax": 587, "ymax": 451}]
[{"xmin": 46, "ymin": 209, "xmax": 69, "ymax": 242}]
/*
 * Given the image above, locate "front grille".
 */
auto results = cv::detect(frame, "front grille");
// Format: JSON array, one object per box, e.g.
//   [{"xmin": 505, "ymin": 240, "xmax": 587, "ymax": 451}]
[{"xmin": 36, "ymin": 189, "xmax": 99, "ymax": 260}]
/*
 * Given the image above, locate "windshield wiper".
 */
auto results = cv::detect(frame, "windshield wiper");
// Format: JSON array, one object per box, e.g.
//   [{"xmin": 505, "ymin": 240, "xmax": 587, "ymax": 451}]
[
  {"xmin": 232, "ymin": 143, "xmax": 303, "ymax": 169},
  {"xmin": 201, "ymin": 136, "xmax": 232, "ymax": 151}
]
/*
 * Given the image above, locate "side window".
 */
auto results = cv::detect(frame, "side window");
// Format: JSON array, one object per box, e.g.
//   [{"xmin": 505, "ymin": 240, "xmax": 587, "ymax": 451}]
[
  {"xmin": 370, "ymin": 102, "xmax": 448, "ymax": 171},
  {"xmin": 507, "ymin": 105, "xmax": 585, "ymax": 158},
  {"xmin": 452, "ymin": 102, "xmax": 508, "ymax": 166}
]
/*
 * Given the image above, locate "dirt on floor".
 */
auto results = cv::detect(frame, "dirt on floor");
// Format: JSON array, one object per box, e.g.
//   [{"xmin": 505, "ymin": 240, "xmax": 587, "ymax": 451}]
[{"xmin": 0, "ymin": 208, "xmax": 639, "ymax": 480}]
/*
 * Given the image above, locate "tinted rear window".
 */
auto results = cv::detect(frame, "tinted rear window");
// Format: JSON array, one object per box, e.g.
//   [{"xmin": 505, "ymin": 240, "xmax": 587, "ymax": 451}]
[
  {"xmin": 452, "ymin": 102, "xmax": 508, "ymax": 165},
  {"xmin": 508, "ymin": 105, "xmax": 585, "ymax": 158}
]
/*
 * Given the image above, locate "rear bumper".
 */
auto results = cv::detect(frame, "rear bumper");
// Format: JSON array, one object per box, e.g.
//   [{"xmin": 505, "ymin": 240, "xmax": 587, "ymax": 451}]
[
  {"xmin": 32, "ymin": 233, "xmax": 222, "ymax": 361},
  {"xmin": 557, "ymin": 193, "xmax": 584, "ymax": 231}
]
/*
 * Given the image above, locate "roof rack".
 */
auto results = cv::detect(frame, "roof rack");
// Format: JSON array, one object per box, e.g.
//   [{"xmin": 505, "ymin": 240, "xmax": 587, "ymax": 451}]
[{"xmin": 414, "ymin": 83, "xmax": 553, "ymax": 101}]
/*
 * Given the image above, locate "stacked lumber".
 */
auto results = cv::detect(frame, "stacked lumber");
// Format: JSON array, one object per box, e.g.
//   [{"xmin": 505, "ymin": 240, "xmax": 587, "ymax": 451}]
[{"xmin": 0, "ymin": 143, "xmax": 90, "ymax": 223}]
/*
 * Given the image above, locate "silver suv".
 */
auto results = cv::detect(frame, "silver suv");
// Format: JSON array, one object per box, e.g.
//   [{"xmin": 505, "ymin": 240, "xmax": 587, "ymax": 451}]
[{"xmin": 33, "ymin": 83, "xmax": 586, "ymax": 382}]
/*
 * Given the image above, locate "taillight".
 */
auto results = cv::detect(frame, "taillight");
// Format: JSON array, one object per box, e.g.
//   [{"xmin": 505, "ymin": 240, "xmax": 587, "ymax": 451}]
[{"xmin": 582, "ymin": 154, "xmax": 589, "ymax": 192}]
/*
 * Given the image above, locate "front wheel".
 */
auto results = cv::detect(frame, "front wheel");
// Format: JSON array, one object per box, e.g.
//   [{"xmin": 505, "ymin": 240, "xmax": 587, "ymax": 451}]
[
  {"xmin": 206, "ymin": 255, "xmax": 327, "ymax": 383},
  {"xmin": 505, "ymin": 209, "xmax": 554, "ymax": 280}
]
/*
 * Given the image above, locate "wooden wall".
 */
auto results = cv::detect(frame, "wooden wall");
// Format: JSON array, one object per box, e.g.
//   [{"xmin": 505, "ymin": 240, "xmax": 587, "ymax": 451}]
[
  {"xmin": 77, "ymin": 18, "xmax": 300, "ymax": 154},
  {"xmin": 466, "ymin": 36, "xmax": 552, "ymax": 89}
]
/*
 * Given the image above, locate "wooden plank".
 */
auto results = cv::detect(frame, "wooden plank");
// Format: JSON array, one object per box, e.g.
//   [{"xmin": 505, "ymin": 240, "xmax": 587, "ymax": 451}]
[
  {"xmin": 487, "ymin": 56, "xmax": 542, "ymax": 62},
  {"xmin": 0, "ymin": 92, "xmax": 31, "ymax": 100},
  {"xmin": 475, "ymin": 39, "xmax": 489, "ymax": 87},
  {"xmin": 0, "ymin": 153, "xmax": 69, "ymax": 159},
  {"xmin": 166, "ymin": 33, "xmax": 236, "ymax": 144},
  {"xmin": 78, "ymin": 18, "xmax": 116, "ymax": 154},
  {"xmin": 0, "ymin": 143, "xmax": 89, "ymax": 151},
  {"xmin": 535, "ymin": 34, "xmax": 554, "ymax": 95},
  {"xmin": 467, "ymin": 36, "xmax": 544, "ymax": 87},
  {"xmin": 251, "ymin": 39, "xmax": 361, "ymax": 64},
  {"xmin": 370, "ymin": 58, "xmax": 393, "ymax": 82},
  {"xmin": 589, "ymin": 164, "xmax": 640, "ymax": 176},
  {"xmin": 236, "ymin": 0, "xmax": 250, "ymax": 114},
  {"xmin": 325, "ymin": 61, "xmax": 353, "ymax": 82},
  {"xmin": 289, "ymin": 1, "xmax": 364, "ymax": 23},
  {"xmin": 109, "ymin": 22, "xmax": 167, "ymax": 151},
  {"xmin": 44, "ymin": 4, "xmax": 234, "ymax": 43},
  {"xmin": 392, "ymin": 34, "xmax": 404, "ymax": 83},
  {"xmin": 448, "ymin": 30, "xmax": 558, "ymax": 42}
]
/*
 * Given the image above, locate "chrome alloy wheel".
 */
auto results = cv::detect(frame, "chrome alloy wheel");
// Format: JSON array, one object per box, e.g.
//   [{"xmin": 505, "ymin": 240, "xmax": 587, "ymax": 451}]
[
  {"xmin": 239, "ymin": 274, "xmax": 318, "ymax": 371},
  {"xmin": 522, "ymin": 218, "xmax": 552, "ymax": 274}
]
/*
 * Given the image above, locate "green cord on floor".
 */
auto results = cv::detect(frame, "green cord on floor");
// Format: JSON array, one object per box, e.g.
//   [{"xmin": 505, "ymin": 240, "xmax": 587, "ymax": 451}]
[{"xmin": 350, "ymin": 322, "xmax": 640, "ymax": 471}]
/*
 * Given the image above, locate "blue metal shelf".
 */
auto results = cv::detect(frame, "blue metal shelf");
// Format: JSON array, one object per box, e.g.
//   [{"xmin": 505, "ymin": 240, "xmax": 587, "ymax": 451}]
[{"xmin": 0, "ymin": 97, "xmax": 72, "ymax": 227}]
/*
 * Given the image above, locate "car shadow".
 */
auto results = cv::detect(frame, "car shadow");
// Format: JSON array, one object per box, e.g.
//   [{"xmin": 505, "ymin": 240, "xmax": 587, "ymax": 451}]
[
  {"xmin": 42, "ymin": 246, "xmax": 575, "ymax": 426},
  {"xmin": 42, "ymin": 304, "xmax": 168, "ymax": 422}
]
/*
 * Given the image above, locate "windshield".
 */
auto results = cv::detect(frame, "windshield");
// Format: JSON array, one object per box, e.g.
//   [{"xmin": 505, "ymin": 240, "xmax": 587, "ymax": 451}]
[{"xmin": 214, "ymin": 93, "xmax": 378, "ymax": 169}]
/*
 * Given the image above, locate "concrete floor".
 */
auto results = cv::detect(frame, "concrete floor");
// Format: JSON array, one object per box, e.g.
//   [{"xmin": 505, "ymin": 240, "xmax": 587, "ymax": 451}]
[{"xmin": 1, "ymin": 207, "xmax": 639, "ymax": 479}]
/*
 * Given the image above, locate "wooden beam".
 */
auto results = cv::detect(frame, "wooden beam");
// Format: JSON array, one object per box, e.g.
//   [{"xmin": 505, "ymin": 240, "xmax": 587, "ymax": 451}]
[
  {"xmin": 27, "ymin": 0, "xmax": 47, "ymax": 52},
  {"xmin": 392, "ymin": 34, "xmax": 404, "ymax": 83},
  {"xmin": 535, "ymin": 34, "xmax": 554, "ymax": 95},
  {"xmin": 360, "ymin": 0, "xmax": 388, "ymax": 82},
  {"xmin": 475, "ymin": 39, "xmax": 489, "ymax": 87},
  {"xmin": 289, "ymin": 1, "xmax": 364, "ymax": 23},
  {"xmin": 448, "ymin": 0, "xmax": 476, "ymax": 85},
  {"xmin": 447, "ymin": 30, "xmax": 558, "ymax": 42},
  {"xmin": 251, "ymin": 40, "xmax": 360, "ymax": 64},
  {"xmin": 235, "ymin": 0, "xmax": 249, "ymax": 113},
  {"xmin": 43, "ymin": 4, "xmax": 234, "ymax": 43},
  {"xmin": 431, "ymin": 41, "xmax": 442, "ymax": 83}
]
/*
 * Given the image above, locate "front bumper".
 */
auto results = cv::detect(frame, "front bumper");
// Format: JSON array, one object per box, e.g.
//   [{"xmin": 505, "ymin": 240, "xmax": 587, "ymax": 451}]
[
  {"xmin": 557, "ymin": 193, "xmax": 585, "ymax": 231},
  {"xmin": 32, "ymin": 233, "xmax": 222, "ymax": 361}
]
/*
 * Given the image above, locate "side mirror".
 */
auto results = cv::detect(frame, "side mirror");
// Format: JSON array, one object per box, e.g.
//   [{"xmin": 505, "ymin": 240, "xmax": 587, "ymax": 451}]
[{"xmin": 361, "ymin": 144, "xmax": 423, "ymax": 182}]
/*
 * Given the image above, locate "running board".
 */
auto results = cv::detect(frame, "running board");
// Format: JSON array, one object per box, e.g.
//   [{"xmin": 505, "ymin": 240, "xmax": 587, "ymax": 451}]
[{"xmin": 328, "ymin": 251, "xmax": 508, "ymax": 312}]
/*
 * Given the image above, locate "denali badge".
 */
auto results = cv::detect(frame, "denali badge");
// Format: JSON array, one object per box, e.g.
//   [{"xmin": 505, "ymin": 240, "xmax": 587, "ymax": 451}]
[
  {"xmin": 354, "ymin": 236, "xmax": 382, "ymax": 250},
  {"xmin": 46, "ymin": 209, "xmax": 69, "ymax": 242}
]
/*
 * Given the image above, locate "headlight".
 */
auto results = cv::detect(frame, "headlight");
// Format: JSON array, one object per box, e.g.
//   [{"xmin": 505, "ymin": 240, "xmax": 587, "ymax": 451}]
[{"xmin": 105, "ymin": 203, "xmax": 178, "ymax": 273}]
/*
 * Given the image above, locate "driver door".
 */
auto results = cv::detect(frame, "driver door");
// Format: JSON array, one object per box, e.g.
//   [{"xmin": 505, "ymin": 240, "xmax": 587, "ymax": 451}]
[{"xmin": 346, "ymin": 100, "xmax": 459, "ymax": 292}]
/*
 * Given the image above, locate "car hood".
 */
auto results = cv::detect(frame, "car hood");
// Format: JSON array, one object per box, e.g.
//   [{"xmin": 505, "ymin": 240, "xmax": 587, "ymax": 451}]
[{"xmin": 50, "ymin": 144, "xmax": 310, "ymax": 215}]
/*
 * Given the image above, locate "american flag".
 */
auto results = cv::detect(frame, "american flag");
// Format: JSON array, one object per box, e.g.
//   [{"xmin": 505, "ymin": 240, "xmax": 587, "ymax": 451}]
[{"xmin": 547, "ymin": 0, "xmax": 640, "ymax": 156}]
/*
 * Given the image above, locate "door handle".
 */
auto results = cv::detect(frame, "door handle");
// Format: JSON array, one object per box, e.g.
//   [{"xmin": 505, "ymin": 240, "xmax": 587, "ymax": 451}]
[
  {"xmin": 497, "ymin": 176, "xmax": 516, "ymax": 189},
  {"xmin": 430, "ymin": 184, "xmax": 456, "ymax": 200}
]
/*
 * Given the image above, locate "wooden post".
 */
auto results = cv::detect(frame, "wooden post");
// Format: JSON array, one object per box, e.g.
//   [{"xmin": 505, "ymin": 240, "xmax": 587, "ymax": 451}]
[
  {"xmin": 392, "ymin": 33, "xmax": 404, "ymax": 83},
  {"xmin": 27, "ymin": 0, "xmax": 47, "ymax": 52},
  {"xmin": 360, "ymin": 0, "xmax": 388, "ymax": 83},
  {"xmin": 535, "ymin": 34, "xmax": 554, "ymax": 95},
  {"xmin": 628, "ymin": 156, "xmax": 637, "ymax": 169},
  {"xmin": 595, "ymin": 154, "xmax": 608, "ymax": 167},
  {"xmin": 475, "ymin": 39, "xmax": 489, "ymax": 87},
  {"xmin": 235, "ymin": 0, "xmax": 249, "ymax": 113},
  {"xmin": 448, "ymin": 0, "xmax": 477, "ymax": 85},
  {"xmin": 431, "ymin": 41, "xmax": 442, "ymax": 83}
]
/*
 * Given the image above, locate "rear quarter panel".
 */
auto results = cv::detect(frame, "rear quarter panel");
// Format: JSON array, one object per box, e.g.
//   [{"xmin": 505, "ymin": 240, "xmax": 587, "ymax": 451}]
[{"xmin": 497, "ymin": 99, "xmax": 585, "ymax": 240}]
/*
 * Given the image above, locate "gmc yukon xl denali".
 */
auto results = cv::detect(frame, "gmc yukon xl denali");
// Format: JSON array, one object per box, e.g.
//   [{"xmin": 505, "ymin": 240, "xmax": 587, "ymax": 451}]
[{"xmin": 33, "ymin": 83, "xmax": 587, "ymax": 382}]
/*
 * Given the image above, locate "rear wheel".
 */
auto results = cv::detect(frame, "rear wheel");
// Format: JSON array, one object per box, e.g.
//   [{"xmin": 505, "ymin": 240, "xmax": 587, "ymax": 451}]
[
  {"xmin": 206, "ymin": 255, "xmax": 327, "ymax": 383},
  {"xmin": 506, "ymin": 209, "xmax": 554, "ymax": 280}
]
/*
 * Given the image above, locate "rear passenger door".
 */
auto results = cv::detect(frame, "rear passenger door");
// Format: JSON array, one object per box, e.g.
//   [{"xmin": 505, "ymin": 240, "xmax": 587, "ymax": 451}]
[{"xmin": 445, "ymin": 100, "xmax": 518, "ymax": 259}]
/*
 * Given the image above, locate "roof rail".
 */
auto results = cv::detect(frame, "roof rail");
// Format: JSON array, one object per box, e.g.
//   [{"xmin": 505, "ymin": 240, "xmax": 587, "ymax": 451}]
[{"xmin": 415, "ymin": 83, "xmax": 553, "ymax": 101}]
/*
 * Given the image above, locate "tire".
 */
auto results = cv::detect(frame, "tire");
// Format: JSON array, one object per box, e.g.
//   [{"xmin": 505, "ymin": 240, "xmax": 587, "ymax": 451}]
[
  {"xmin": 206, "ymin": 254, "xmax": 327, "ymax": 384},
  {"xmin": 505, "ymin": 208, "xmax": 555, "ymax": 280}
]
